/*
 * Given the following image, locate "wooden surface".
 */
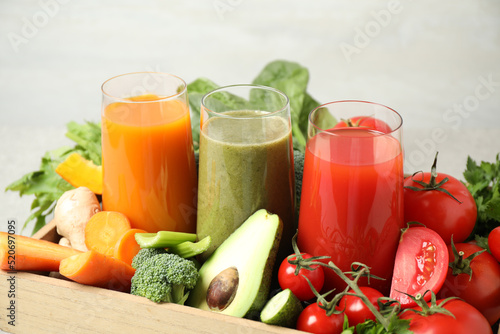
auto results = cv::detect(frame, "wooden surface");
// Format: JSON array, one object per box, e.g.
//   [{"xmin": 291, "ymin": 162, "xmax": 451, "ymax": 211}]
[
  {"xmin": 0, "ymin": 271, "xmax": 300, "ymax": 334},
  {"xmin": 0, "ymin": 222, "xmax": 303, "ymax": 334}
]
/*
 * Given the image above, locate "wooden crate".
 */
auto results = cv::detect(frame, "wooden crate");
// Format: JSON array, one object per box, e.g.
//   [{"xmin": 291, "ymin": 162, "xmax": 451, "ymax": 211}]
[{"xmin": 0, "ymin": 221, "xmax": 302, "ymax": 334}]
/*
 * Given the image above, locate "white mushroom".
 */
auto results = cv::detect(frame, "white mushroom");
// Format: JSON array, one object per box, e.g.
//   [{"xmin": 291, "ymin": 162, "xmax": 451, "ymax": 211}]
[{"xmin": 53, "ymin": 187, "xmax": 101, "ymax": 251}]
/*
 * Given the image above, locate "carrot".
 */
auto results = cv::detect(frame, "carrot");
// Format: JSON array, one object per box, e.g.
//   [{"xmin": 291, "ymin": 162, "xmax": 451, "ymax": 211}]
[
  {"xmin": 59, "ymin": 250, "xmax": 135, "ymax": 292},
  {"xmin": 85, "ymin": 211, "xmax": 131, "ymax": 257},
  {"xmin": 113, "ymin": 228, "xmax": 147, "ymax": 266},
  {"xmin": 0, "ymin": 232, "xmax": 81, "ymax": 272}
]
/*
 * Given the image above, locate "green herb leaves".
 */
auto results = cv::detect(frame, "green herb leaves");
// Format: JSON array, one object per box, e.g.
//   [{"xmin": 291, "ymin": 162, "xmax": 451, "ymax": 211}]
[
  {"xmin": 463, "ymin": 154, "xmax": 500, "ymax": 238},
  {"xmin": 5, "ymin": 121, "xmax": 101, "ymax": 235}
]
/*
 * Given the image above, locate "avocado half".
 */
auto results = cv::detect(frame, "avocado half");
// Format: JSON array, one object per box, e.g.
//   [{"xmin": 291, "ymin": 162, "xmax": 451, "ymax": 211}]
[{"xmin": 187, "ymin": 209, "xmax": 283, "ymax": 319}]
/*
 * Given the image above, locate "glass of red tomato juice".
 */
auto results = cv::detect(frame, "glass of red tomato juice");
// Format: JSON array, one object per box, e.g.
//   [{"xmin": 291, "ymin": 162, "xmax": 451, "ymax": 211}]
[
  {"xmin": 101, "ymin": 72, "xmax": 198, "ymax": 233},
  {"xmin": 297, "ymin": 100, "xmax": 404, "ymax": 295}
]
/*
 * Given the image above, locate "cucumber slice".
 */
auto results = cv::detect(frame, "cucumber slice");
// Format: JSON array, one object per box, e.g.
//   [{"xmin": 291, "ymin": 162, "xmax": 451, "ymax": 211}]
[{"xmin": 260, "ymin": 289, "xmax": 303, "ymax": 328}]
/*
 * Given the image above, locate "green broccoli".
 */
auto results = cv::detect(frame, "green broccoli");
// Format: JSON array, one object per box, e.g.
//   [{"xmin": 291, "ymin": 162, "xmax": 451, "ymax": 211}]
[
  {"xmin": 294, "ymin": 149, "xmax": 305, "ymax": 213},
  {"xmin": 130, "ymin": 253, "xmax": 199, "ymax": 304},
  {"xmin": 131, "ymin": 248, "xmax": 167, "ymax": 270}
]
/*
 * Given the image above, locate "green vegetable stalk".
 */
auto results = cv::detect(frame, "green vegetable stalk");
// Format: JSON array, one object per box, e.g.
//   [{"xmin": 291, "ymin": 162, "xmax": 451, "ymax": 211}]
[
  {"xmin": 134, "ymin": 231, "xmax": 211, "ymax": 259},
  {"xmin": 135, "ymin": 231, "xmax": 197, "ymax": 248}
]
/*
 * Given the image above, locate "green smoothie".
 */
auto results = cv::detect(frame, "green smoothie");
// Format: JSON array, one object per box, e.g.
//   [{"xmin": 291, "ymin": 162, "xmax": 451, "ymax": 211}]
[{"xmin": 197, "ymin": 110, "xmax": 295, "ymax": 260}]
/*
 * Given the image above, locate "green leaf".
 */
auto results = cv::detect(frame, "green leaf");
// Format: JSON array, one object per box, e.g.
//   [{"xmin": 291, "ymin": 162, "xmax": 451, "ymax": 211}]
[
  {"xmin": 474, "ymin": 235, "xmax": 490, "ymax": 253},
  {"xmin": 187, "ymin": 78, "xmax": 220, "ymax": 152},
  {"xmin": 485, "ymin": 197, "xmax": 500, "ymax": 221},
  {"xmin": 353, "ymin": 316, "xmax": 411, "ymax": 334},
  {"xmin": 298, "ymin": 92, "xmax": 321, "ymax": 135},
  {"xmin": 463, "ymin": 154, "xmax": 500, "ymax": 239},
  {"xmin": 187, "ymin": 77, "xmax": 251, "ymax": 152},
  {"xmin": 310, "ymin": 106, "xmax": 337, "ymax": 131},
  {"xmin": 252, "ymin": 60, "xmax": 314, "ymax": 151},
  {"xmin": 252, "ymin": 60, "xmax": 309, "ymax": 119},
  {"xmin": 66, "ymin": 121, "xmax": 102, "ymax": 165}
]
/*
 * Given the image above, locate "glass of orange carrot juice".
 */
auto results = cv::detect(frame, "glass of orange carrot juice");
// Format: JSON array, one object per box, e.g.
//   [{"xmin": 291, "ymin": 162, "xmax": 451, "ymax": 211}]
[{"xmin": 101, "ymin": 72, "xmax": 197, "ymax": 233}]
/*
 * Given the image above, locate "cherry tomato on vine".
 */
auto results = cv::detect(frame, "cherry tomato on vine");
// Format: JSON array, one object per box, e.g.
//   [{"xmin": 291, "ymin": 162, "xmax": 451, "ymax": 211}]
[
  {"xmin": 437, "ymin": 242, "xmax": 500, "ymax": 325},
  {"xmin": 333, "ymin": 115, "xmax": 392, "ymax": 133},
  {"xmin": 390, "ymin": 226, "xmax": 449, "ymax": 308},
  {"xmin": 296, "ymin": 302, "xmax": 344, "ymax": 334},
  {"xmin": 488, "ymin": 226, "xmax": 500, "ymax": 263},
  {"xmin": 278, "ymin": 253, "xmax": 325, "ymax": 301},
  {"xmin": 399, "ymin": 298, "xmax": 492, "ymax": 334},
  {"xmin": 338, "ymin": 287, "xmax": 383, "ymax": 327},
  {"xmin": 404, "ymin": 153, "xmax": 477, "ymax": 244}
]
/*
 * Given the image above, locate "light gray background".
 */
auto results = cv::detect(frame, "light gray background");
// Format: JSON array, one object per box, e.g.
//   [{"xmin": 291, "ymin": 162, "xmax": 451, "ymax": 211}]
[
  {"xmin": 1, "ymin": 0, "xmax": 499, "ymax": 237},
  {"xmin": 0, "ymin": 1, "xmax": 499, "ymax": 333}
]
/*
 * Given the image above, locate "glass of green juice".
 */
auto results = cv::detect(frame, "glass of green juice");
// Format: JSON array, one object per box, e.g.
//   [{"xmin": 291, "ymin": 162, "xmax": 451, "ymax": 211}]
[{"xmin": 197, "ymin": 84, "xmax": 295, "ymax": 262}]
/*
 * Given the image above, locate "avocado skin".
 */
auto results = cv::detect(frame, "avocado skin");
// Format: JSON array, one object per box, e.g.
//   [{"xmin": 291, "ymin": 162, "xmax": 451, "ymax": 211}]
[
  {"xmin": 187, "ymin": 210, "xmax": 283, "ymax": 319},
  {"xmin": 245, "ymin": 219, "xmax": 282, "ymax": 319}
]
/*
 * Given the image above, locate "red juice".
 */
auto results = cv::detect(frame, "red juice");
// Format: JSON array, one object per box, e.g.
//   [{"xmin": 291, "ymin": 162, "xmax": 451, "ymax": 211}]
[{"xmin": 297, "ymin": 128, "xmax": 404, "ymax": 294}]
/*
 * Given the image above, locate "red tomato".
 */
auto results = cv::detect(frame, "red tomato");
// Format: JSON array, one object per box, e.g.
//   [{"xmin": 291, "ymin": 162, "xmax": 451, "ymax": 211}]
[
  {"xmin": 390, "ymin": 227, "xmax": 449, "ymax": 308},
  {"xmin": 404, "ymin": 171, "xmax": 477, "ymax": 244},
  {"xmin": 338, "ymin": 287, "xmax": 383, "ymax": 327},
  {"xmin": 399, "ymin": 299, "xmax": 492, "ymax": 334},
  {"xmin": 437, "ymin": 243, "xmax": 500, "ymax": 325},
  {"xmin": 488, "ymin": 226, "xmax": 500, "ymax": 263},
  {"xmin": 278, "ymin": 253, "xmax": 325, "ymax": 301},
  {"xmin": 296, "ymin": 302, "xmax": 344, "ymax": 334},
  {"xmin": 333, "ymin": 115, "xmax": 392, "ymax": 133}
]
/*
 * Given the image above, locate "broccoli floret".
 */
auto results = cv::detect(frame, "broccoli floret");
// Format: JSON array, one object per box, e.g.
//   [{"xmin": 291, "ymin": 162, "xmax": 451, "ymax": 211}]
[
  {"xmin": 294, "ymin": 149, "xmax": 305, "ymax": 213},
  {"xmin": 131, "ymin": 248, "xmax": 167, "ymax": 270},
  {"xmin": 131, "ymin": 253, "xmax": 199, "ymax": 304}
]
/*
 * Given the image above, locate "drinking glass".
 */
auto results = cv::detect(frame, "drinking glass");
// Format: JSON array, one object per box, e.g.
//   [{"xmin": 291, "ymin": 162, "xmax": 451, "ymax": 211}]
[
  {"xmin": 297, "ymin": 100, "xmax": 404, "ymax": 294},
  {"xmin": 101, "ymin": 72, "xmax": 197, "ymax": 233},
  {"xmin": 197, "ymin": 84, "xmax": 295, "ymax": 261}
]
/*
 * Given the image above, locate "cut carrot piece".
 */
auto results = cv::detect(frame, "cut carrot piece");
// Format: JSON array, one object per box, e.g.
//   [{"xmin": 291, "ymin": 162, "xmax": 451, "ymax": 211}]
[
  {"xmin": 56, "ymin": 152, "xmax": 103, "ymax": 194},
  {"xmin": 113, "ymin": 228, "xmax": 147, "ymax": 266},
  {"xmin": 59, "ymin": 250, "xmax": 135, "ymax": 292},
  {"xmin": 0, "ymin": 232, "xmax": 81, "ymax": 272},
  {"xmin": 85, "ymin": 211, "xmax": 131, "ymax": 257}
]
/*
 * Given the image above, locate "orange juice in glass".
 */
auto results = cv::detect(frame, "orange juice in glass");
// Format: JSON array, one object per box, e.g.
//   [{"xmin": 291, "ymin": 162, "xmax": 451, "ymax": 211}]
[{"xmin": 101, "ymin": 72, "xmax": 197, "ymax": 233}]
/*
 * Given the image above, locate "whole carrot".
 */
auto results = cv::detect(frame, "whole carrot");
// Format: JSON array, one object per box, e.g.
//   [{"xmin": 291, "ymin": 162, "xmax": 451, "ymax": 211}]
[
  {"xmin": 0, "ymin": 232, "xmax": 81, "ymax": 272},
  {"xmin": 59, "ymin": 250, "xmax": 135, "ymax": 292}
]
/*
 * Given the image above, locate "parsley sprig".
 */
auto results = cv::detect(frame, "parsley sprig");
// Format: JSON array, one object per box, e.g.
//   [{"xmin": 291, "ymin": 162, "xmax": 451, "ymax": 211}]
[{"xmin": 463, "ymin": 154, "xmax": 500, "ymax": 239}]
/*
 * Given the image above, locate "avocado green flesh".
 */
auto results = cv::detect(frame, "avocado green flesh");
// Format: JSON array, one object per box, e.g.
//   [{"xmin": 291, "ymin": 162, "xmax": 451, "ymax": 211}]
[{"xmin": 187, "ymin": 209, "xmax": 282, "ymax": 318}]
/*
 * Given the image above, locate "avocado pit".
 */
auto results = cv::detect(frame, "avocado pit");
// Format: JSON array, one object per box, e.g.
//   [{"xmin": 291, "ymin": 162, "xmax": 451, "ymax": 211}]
[{"xmin": 206, "ymin": 266, "xmax": 239, "ymax": 311}]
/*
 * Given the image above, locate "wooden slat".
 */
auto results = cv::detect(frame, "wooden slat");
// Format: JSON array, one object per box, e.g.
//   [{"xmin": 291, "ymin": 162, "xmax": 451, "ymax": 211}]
[{"xmin": 32, "ymin": 219, "xmax": 59, "ymax": 242}]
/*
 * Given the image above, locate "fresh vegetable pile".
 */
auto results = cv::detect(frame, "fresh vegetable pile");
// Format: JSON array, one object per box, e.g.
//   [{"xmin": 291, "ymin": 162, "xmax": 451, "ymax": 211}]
[{"xmin": 3, "ymin": 60, "xmax": 500, "ymax": 334}]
